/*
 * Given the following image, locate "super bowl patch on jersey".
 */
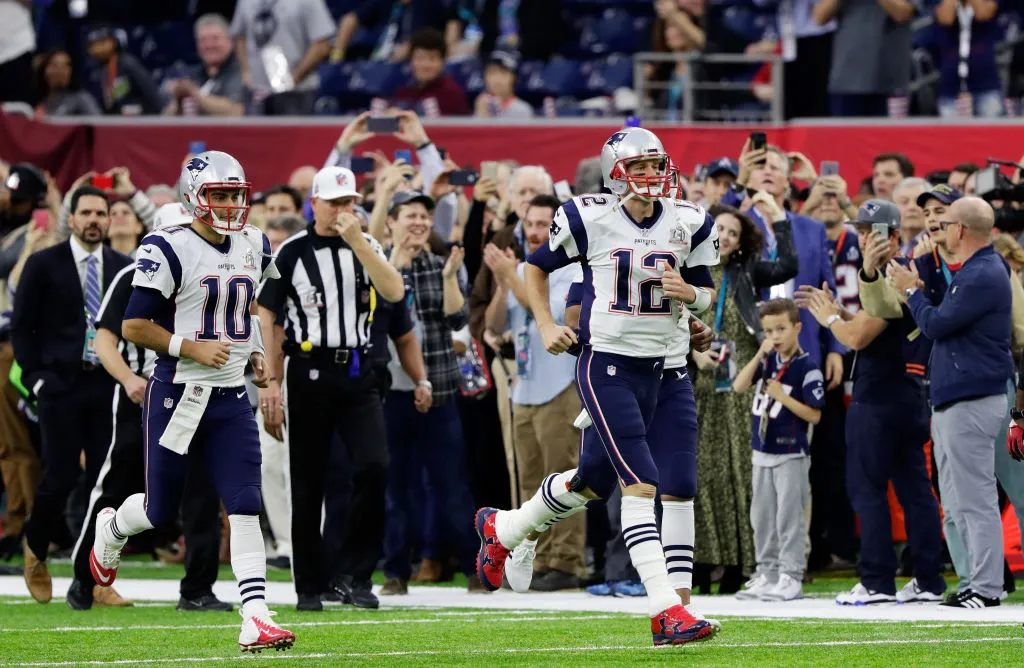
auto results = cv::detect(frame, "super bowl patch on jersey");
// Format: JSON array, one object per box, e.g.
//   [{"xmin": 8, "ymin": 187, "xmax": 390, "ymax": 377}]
[{"xmin": 669, "ymin": 223, "xmax": 690, "ymax": 246}]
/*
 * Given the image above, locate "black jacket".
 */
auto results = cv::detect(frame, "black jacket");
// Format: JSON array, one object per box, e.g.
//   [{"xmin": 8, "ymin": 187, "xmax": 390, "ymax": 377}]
[
  {"xmin": 723, "ymin": 218, "xmax": 800, "ymax": 341},
  {"xmin": 11, "ymin": 241, "xmax": 132, "ymax": 395}
]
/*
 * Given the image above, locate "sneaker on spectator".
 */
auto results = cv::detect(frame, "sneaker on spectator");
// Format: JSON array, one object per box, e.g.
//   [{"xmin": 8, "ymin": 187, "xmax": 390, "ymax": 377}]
[
  {"xmin": 939, "ymin": 589, "xmax": 1000, "ymax": 608},
  {"xmin": 835, "ymin": 582, "xmax": 896, "ymax": 605},
  {"xmin": 896, "ymin": 578, "xmax": 944, "ymax": 603},
  {"xmin": 612, "ymin": 580, "xmax": 646, "ymax": 597},
  {"xmin": 586, "ymin": 581, "xmax": 615, "ymax": 596},
  {"xmin": 735, "ymin": 573, "xmax": 774, "ymax": 600},
  {"xmin": 761, "ymin": 573, "xmax": 803, "ymax": 601}
]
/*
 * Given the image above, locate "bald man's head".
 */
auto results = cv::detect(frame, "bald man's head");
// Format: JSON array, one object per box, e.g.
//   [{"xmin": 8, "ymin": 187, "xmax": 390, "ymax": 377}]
[{"xmin": 951, "ymin": 196, "xmax": 995, "ymax": 238}]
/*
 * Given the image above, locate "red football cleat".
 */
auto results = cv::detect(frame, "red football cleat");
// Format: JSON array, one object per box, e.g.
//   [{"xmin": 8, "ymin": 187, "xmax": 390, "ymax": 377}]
[
  {"xmin": 474, "ymin": 507, "xmax": 510, "ymax": 592},
  {"xmin": 651, "ymin": 604, "xmax": 716, "ymax": 645},
  {"xmin": 89, "ymin": 508, "xmax": 123, "ymax": 586},
  {"xmin": 239, "ymin": 613, "xmax": 295, "ymax": 653}
]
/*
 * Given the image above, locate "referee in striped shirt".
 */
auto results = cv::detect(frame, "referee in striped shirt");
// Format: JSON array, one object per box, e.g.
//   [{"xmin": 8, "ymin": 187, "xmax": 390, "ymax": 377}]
[
  {"xmin": 66, "ymin": 207, "xmax": 226, "ymax": 612},
  {"xmin": 257, "ymin": 166, "xmax": 404, "ymax": 612}
]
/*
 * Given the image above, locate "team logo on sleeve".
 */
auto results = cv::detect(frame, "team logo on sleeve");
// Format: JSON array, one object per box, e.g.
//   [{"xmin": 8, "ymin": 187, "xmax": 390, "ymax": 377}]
[
  {"xmin": 549, "ymin": 219, "xmax": 562, "ymax": 238},
  {"xmin": 137, "ymin": 257, "xmax": 162, "ymax": 280},
  {"xmin": 185, "ymin": 157, "xmax": 209, "ymax": 181}
]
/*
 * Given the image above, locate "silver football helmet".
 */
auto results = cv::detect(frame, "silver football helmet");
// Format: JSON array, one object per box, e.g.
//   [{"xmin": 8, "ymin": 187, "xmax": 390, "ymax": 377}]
[
  {"xmin": 600, "ymin": 127, "xmax": 676, "ymax": 201},
  {"xmin": 177, "ymin": 150, "xmax": 251, "ymax": 233}
]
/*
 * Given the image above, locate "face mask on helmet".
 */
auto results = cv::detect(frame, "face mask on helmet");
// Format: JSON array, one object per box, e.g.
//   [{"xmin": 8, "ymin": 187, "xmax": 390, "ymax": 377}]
[
  {"xmin": 188, "ymin": 183, "xmax": 251, "ymax": 233},
  {"xmin": 610, "ymin": 155, "xmax": 676, "ymax": 201}
]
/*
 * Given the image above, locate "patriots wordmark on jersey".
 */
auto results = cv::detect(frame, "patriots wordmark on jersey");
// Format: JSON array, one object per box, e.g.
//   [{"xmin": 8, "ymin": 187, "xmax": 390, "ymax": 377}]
[
  {"xmin": 545, "ymin": 195, "xmax": 719, "ymax": 358},
  {"xmin": 131, "ymin": 225, "xmax": 280, "ymax": 386}
]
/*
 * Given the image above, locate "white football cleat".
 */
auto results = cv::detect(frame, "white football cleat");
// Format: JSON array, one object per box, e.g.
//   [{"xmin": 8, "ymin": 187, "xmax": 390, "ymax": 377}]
[
  {"xmin": 836, "ymin": 582, "xmax": 896, "ymax": 606},
  {"xmin": 89, "ymin": 507, "xmax": 126, "ymax": 586},
  {"xmin": 239, "ymin": 611, "xmax": 295, "ymax": 653},
  {"xmin": 760, "ymin": 573, "xmax": 803, "ymax": 601},
  {"xmin": 505, "ymin": 538, "xmax": 537, "ymax": 593},
  {"xmin": 735, "ymin": 573, "xmax": 774, "ymax": 600},
  {"xmin": 896, "ymin": 578, "xmax": 944, "ymax": 604}
]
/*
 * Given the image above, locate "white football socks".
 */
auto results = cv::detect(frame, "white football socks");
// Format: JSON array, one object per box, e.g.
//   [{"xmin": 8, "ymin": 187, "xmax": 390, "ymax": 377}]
[
  {"xmin": 621, "ymin": 495, "xmax": 681, "ymax": 617},
  {"xmin": 495, "ymin": 470, "xmax": 588, "ymax": 550},
  {"xmin": 661, "ymin": 499, "xmax": 695, "ymax": 592},
  {"xmin": 108, "ymin": 493, "xmax": 154, "ymax": 544},
  {"xmin": 230, "ymin": 514, "xmax": 270, "ymax": 619}
]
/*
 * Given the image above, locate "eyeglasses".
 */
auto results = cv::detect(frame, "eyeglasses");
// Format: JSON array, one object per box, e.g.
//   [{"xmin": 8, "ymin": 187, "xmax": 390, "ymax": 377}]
[{"xmin": 935, "ymin": 220, "xmax": 961, "ymax": 229}]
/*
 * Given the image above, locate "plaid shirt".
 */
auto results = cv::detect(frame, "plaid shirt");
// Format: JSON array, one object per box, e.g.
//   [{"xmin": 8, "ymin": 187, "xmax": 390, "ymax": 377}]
[{"xmin": 401, "ymin": 250, "xmax": 468, "ymax": 405}]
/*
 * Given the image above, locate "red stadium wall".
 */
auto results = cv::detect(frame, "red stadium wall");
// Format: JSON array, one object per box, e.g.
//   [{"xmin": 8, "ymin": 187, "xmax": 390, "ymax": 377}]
[{"xmin": 3, "ymin": 113, "xmax": 1024, "ymax": 192}]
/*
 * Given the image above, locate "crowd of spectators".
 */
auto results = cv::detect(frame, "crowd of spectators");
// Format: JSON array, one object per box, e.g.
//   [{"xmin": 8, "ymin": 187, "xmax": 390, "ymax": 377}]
[
  {"xmin": 2, "ymin": 103, "xmax": 1023, "ymax": 603},
  {"xmin": 0, "ymin": 0, "xmax": 1023, "ymax": 121}
]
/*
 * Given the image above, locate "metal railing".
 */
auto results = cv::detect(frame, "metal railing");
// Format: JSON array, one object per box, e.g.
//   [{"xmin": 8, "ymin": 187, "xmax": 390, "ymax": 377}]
[{"xmin": 633, "ymin": 52, "xmax": 784, "ymax": 124}]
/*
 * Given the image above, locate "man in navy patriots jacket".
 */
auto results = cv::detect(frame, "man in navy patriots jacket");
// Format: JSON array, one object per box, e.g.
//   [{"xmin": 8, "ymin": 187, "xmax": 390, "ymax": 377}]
[{"xmin": 890, "ymin": 196, "xmax": 1015, "ymax": 609}]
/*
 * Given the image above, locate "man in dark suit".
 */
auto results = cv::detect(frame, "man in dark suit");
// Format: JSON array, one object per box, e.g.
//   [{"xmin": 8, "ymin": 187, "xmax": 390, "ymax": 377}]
[{"xmin": 12, "ymin": 185, "xmax": 132, "ymax": 604}]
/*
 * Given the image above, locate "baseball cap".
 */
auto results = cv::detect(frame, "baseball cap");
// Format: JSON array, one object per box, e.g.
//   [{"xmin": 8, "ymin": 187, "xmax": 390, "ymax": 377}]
[
  {"xmin": 86, "ymin": 24, "xmax": 118, "ymax": 44},
  {"xmin": 856, "ymin": 199, "xmax": 901, "ymax": 229},
  {"xmin": 388, "ymin": 190, "xmax": 435, "ymax": 214},
  {"xmin": 487, "ymin": 50, "xmax": 519, "ymax": 72},
  {"xmin": 153, "ymin": 202, "xmax": 193, "ymax": 229},
  {"xmin": 5, "ymin": 163, "xmax": 47, "ymax": 207},
  {"xmin": 706, "ymin": 157, "xmax": 739, "ymax": 179},
  {"xmin": 916, "ymin": 183, "xmax": 963, "ymax": 207},
  {"xmin": 311, "ymin": 166, "xmax": 361, "ymax": 200}
]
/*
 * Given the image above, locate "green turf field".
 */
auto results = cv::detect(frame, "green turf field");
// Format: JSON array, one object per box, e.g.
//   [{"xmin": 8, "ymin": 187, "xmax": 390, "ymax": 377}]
[{"xmin": 2, "ymin": 555, "xmax": 1023, "ymax": 666}]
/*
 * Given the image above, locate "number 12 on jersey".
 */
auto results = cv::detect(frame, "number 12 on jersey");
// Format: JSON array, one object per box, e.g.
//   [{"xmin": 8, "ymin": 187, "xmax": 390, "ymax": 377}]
[
  {"xmin": 196, "ymin": 275, "xmax": 256, "ymax": 342},
  {"xmin": 608, "ymin": 249, "xmax": 678, "ymax": 316}
]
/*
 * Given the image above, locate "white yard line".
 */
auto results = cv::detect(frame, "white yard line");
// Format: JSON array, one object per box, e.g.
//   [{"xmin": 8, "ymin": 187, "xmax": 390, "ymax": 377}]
[
  {"xmin": 2, "ymin": 576, "xmax": 1022, "ymax": 623},
  {"xmin": 8, "ymin": 636, "xmax": 1024, "ymax": 666}
]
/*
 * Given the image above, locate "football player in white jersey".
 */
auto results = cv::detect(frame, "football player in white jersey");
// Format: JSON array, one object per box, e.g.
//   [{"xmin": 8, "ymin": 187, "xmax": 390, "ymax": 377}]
[
  {"xmin": 475, "ymin": 127, "xmax": 720, "ymax": 645},
  {"xmin": 89, "ymin": 151, "xmax": 295, "ymax": 652}
]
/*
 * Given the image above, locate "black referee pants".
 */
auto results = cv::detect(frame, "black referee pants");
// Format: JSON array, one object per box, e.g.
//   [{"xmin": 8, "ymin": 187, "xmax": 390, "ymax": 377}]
[
  {"xmin": 70, "ymin": 387, "xmax": 221, "ymax": 600},
  {"xmin": 285, "ymin": 354, "xmax": 388, "ymax": 595}
]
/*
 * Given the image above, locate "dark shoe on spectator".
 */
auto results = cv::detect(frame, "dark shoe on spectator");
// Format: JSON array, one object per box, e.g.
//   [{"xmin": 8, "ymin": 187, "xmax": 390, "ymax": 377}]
[
  {"xmin": 296, "ymin": 594, "xmax": 323, "ymax": 612},
  {"xmin": 717, "ymin": 566, "xmax": 744, "ymax": 594},
  {"xmin": 321, "ymin": 589, "xmax": 342, "ymax": 602},
  {"xmin": 530, "ymin": 569, "xmax": 581, "ymax": 592},
  {"xmin": 331, "ymin": 577, "xmax": 379, "ymax": 609},
  {"xmin": 267, "ymin": 555, "xmax": 291, "ymax": 570},
  {"xmin": 177, "ymin": 594, "xmax": 233, "ymax": 612},
  {"xmin": 412, "ymin": 558, "xmax": 442, "ymax": 582},
  {"xmin": 940, "ymin": 589, "xmax": 1000, "ymax": 608},
  {"xmin": 65, "ymin": 579, "xmax": 93, "ymax": 610},
  {"xmin": 380, "ymin": 577, "xmax": 408, "ymax": 595},
  {"xmin": 466, "ymin": 574, "xmax": 489, "ymax": 593}
]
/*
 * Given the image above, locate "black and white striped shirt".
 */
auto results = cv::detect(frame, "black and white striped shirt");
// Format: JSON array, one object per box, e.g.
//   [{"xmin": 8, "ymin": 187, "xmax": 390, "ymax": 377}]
[
  {"xmin": 96, "ymin": 264, "xmax": 155, "ymax": 377},
  {"xmin": 257, "ymin": 225, "xmax": 384, "ymax": 350}
]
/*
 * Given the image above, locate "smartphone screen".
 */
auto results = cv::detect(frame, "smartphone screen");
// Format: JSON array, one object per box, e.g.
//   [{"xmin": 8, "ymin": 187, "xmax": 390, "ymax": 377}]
[
  {"xmin": 448, "ymin": 170, "xmax": 480, "ymax": 186},
  {"xmin": 92, "ymin": 174, "xmax": 114, "ymax": 190},
  {"xmin": 350, "ymin": 156, "xmax": 375, "ymax": 174},
  {"xmin": 32, "ymin": 209, "xmax": 49, "ymax": 232},
  {"xmin": 366, "ymin": 116, "xmax": 401, "ymax": 134},
  {"xmin": 394, "ymin": 149, "xmax": 413, "ymax": 165},
  {"xmin": 481, "ymin": 161, "xmax": 498, "ymax": 181},
  {"xmin": 749, "ymin": 132, "xmax": 767, "ymax": 151},
  {"xmin": 872, "ymin": 222, "xmax": 890, "ymax": 239},
  {"xmin": 820, "ymin": 161, "xmax": 839, "ymax": 177}
]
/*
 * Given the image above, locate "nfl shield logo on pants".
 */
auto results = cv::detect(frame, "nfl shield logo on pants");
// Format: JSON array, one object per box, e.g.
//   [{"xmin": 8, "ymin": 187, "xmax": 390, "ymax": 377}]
[
  {"xmin": 607, "ymin": 365, "xmax": 616, "ymax": 376},
  {"xmin": 310, "ymin": 369, "xmax": 320, "ymax": 381},
  {"xmin": 163, "ymin": 397, "xmax": 173, "ymax": 409}
]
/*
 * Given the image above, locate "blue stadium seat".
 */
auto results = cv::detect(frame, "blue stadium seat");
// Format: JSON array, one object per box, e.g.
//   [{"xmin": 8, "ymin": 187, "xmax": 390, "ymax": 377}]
[
  {"xmin": 515, "ymin": 60, "xmax": 548, "ymax": 101},
  {"xmin": 317, "ymin": 61, "xmax": 359, "ymax": 99},
  {"xmin": 445, "ymin": 59, "xmax": 484, "ymax": 96},
  {"xmin": 530, "ymin": 59, "xmax": 585, "ymax": 100},
  {"xmin": 589, "ymin": 9, "xmax": 637, "ymax": 55},
  {"xmin": 580, "ymin": 56, "xmax": 633, "ymax": 96}
]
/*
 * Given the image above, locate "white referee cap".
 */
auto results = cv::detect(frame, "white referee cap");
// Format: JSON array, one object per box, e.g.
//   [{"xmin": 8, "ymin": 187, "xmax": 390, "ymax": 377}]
[
  {"xmin": 154, "ymin": 202, "xmax": 193, "ymax": 229},
  {"xmin": 311, "ymin": 166, "xmax": 361, "ymax": 201}
]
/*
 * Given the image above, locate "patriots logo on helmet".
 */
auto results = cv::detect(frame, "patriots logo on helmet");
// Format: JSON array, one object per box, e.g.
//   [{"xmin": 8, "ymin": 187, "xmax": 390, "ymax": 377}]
[
  {"xmin": 136, "ymin": 257, "xmax": 162, "ymax": 280},
  {"xmin": 185, "ymin": 157, "xmax": 209, "ymax": 182},
  {"xmin": 605, "ymin": 132, "xmax": 628, "ymax": 147}
]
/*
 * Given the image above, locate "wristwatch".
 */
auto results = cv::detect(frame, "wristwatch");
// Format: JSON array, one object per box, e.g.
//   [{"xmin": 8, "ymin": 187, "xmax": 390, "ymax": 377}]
[
  {"xmin": 825, "ymin": 314, "xmax": 841, "ymax": 329},
  {"xmin": 417, "ymin": 379, "xmax": 433, "ymax": 391},
  {"xmin": 1012, "ymin": 408, "xmax": 1024, "ymax": 421},
  {"xmin": 905, "ymin": 287, "xmax": 919, "ymax": 298}
]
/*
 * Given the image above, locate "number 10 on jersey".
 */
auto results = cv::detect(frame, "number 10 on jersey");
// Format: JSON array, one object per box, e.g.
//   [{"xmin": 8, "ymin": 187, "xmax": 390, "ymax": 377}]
[
  {"xmin": 608, "ymin": 249, "xmax": 678, "ymax": 316},
  {"xmin": 196, "ymin": 275, "xmax": 256, "ymax": 342}
]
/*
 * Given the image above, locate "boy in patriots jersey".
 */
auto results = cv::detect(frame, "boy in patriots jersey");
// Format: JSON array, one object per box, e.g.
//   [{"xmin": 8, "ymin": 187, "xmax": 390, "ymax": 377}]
[
  {"xmin": 89, "ymin": 151, "xmax": 295, "ymax": 652},
  {"xmin": 475, "ymin": 126, "xmax": 720, "ymax": 646},
  {"xmin": 732, "ymin": 299, "xmax": 824, "ymax": 602}
]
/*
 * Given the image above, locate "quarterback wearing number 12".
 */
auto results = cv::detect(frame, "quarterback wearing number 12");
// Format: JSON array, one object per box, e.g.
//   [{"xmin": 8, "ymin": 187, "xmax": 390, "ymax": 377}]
[
  {"xmin": 475, "ymin": 127, "xmax": 720, "ymax": 646},
  {"xmin": 89, "ymin": 151, "xmax": 295, "ymax": 652}
]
